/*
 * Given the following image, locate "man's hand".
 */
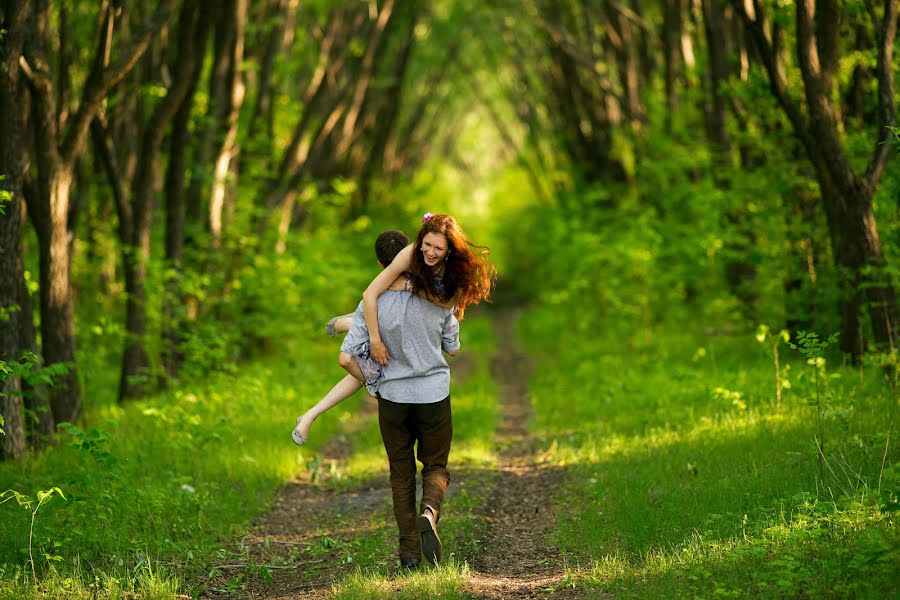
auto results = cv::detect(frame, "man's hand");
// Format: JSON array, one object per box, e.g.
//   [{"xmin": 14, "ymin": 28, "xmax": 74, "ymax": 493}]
[{"xmin": 371, "ymin": 339, "xmax": 390, "ymax": 365}]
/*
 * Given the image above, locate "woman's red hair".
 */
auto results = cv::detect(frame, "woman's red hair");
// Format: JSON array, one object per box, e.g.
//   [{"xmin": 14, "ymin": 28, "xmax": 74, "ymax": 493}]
[{"xmin": 407, "ymin": 214, "xmax": 495, "ymax": 320}]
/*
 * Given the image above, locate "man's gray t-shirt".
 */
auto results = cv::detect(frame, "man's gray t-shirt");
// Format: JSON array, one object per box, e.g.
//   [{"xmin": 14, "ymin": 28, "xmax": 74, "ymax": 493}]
[{"xmin": 340, "ymin": 291, "xmax": 460, "ymax": 404}]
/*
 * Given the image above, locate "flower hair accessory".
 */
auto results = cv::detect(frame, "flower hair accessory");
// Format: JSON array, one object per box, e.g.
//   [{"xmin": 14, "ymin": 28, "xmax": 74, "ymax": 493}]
[{"xmin": 422, "ymin": 212, "xmax": 434, "ymax": 223}]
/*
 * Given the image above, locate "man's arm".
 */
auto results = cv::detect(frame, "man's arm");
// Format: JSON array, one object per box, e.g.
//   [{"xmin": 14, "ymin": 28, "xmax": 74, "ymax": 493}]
[{"xmin": 441, "ymin": 312, "xmax": 461, "ymax": 356}]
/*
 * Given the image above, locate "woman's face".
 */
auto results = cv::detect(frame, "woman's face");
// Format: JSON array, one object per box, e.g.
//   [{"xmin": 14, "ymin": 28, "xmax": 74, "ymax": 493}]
[{"xmin": 421, "ymin": 232, "xmax": 449, "ymax": 267}]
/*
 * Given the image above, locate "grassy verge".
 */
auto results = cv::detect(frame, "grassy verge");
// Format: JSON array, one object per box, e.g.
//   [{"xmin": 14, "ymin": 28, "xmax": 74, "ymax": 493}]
[{"xmin": 521, "ymin": 314, "xmax": 899, "ymax": 598}]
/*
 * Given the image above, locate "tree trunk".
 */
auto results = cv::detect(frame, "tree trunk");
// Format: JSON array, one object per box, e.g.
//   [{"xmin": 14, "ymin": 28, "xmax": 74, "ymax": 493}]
[
  {"xmin": 161, "ymin": 6, "xmax": 211, "ymax": 380},
  {"xmin": 0, "ymin": 0, "xmax": 32, "ymax": 460},
  {"xmin": 16, "ymin": 242, "xmax": 54, "ymax": 446},
  {"xmin": 119, "ymin": 0, "xmax": 204, "ymax": 400},
  {"xmin": 207, "ymin": 0, "xmax": 247, "ymax": 247},
  {"xmin": 246, "ymin": 0, "xmax": 287, "ymax": 144},
  {"xmin": 662, "ymin": 0, "xmax": 685, "ymax": 122},
  {"xmin": 33, "ymin": 165, "xmax": 80, "ymax": 423},
  {"xmin": 702, "ymin": 0, "xmax": 757, "ymax": 322},
  {"xmin": 794, "ymin": 0, "xmax": 897, "ymax": 355},
  {"xmin": 734, "ymin": 0, "xmax": 898, "ymax": 357},
  {"xmin": 603, "ymin": 0, "xmax": 643, "ymax": 123}
]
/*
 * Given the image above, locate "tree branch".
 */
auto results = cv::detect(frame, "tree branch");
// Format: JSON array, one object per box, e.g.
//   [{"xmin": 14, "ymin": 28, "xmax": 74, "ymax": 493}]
[
  {"xmin": 90, "ymin": 114, "xmax": 132, "ymax": 243},
  {"xmin": 529, "ymin": 8, "xmax": 621, "ymax": 99},
  {"xmin": 731, "ymin": 0, "xmax": 809, "ymax": 142},
  {"xmin": 864, "ymin": 0, "xmax": 897, "ymax": 189},
  {"xmin": 17, "ymin": 56, "xmax": 52, "ymax": 94},
  {"xmin": 60, "ymin": 0, "xmax": 175, "ymax": 168}
]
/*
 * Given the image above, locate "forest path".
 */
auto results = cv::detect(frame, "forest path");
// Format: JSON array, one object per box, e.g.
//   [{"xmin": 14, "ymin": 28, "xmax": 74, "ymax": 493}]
[
  {"xmin": 200, "ymin": 309, "xmax": 589, "ymax": 599},
  {"xmin": 459, "ymin": 309, "xmax": 584, "ymax": 599}
]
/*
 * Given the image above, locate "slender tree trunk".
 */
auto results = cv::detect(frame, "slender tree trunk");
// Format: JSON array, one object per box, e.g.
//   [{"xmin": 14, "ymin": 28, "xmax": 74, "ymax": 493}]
[
  {"xmin": 207, "ymin": 0, "xmax": 247, "ymax": 247},
  {"xmin": 662, "ymin": 0, "xmax": 684, "ymax": 123},
  {"xmin": 702, "ymin": 0, "xmax": 757, "ymax": 321},
  {"xmin": 631, "ymin": 0, "xmax": 654, "ymax": 80},
  {"xmin": 162, "ymin": 7, "xmax": 211, "ymax": 380},
  {"xmin": 246, "ymin": 0, "xmax": 286, "ymax": 143},
  {"xmin": 357, "ymin": 3, "xmax": 419, "ymax": 208},
  {"xmin": 603, "ymin": 0, "xmax": 643, "ymax": 123},
  {"xmin": 332, "ymin": 0, "xmax": 397, "ymax": 162},
  {"xmin": 16, "ymin": 241, "xmax": 53, "ymax": 446}
]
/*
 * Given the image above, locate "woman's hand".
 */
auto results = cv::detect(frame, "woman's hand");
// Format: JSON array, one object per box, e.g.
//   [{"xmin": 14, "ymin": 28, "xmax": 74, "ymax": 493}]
[{"xmin": 370, "ymin": 339, "xmax": 390, "ymax": 365}]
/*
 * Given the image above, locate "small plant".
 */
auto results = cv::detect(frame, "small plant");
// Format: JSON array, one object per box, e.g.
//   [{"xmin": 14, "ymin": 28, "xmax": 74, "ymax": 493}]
[
  {"xmin": 1, "ymin": 487, "xmax": 66, "ymax": 582},
  {"xmin": 756, "ymin": 325, "xmax": 791, "ymax": 407},
  {"xmin": 789, "ymin": 331, "xmax": 839, "ymax": 479},
  {"xmin": 57, "ymin": 421, "xmax": 118, "ymax": 469}
]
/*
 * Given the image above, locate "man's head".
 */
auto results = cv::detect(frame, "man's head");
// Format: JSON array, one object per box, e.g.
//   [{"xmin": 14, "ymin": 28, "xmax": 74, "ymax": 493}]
[{"xmin": 375, "ymin": 230, "xmax": 409, "ymax": 267}]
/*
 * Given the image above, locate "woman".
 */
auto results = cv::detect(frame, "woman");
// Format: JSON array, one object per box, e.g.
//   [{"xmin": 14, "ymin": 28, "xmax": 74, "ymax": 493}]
[{"xmin": 363, "ymin": 213, "xmax": 495, "ymax": 366}]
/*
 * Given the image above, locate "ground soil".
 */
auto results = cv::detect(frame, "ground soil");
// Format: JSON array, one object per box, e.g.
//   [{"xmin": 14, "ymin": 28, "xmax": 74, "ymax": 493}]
[{"xmin": 199, "ymin": 310, "xmax": 589, "ymax": 599}]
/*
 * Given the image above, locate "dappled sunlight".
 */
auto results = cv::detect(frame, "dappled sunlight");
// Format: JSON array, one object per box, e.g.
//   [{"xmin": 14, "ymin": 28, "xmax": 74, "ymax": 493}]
[
  {"xmin": 538, "ymin": 409, "xmax": 807, "ymax": 467},
  {"xmin": 331, "ymin": 559, "xmax": 472, "ymax": 600}
]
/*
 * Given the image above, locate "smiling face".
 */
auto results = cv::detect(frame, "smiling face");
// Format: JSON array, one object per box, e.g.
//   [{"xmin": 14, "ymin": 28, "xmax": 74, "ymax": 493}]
[{"xmin": 421, "ymin": 232, "xmax": 450, "ymax": 267}]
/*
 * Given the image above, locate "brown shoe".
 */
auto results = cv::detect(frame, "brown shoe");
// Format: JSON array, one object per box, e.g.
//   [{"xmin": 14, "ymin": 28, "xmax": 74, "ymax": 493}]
[{"xmin": 416, "ymin": 508, "xmax": 442, "ymax": 565}]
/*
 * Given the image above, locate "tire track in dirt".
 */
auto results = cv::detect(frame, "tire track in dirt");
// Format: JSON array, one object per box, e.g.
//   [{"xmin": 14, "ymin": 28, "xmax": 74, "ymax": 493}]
[{"xmin": 460, "ymin": 309, "xmax": 585, "ymax": 599}]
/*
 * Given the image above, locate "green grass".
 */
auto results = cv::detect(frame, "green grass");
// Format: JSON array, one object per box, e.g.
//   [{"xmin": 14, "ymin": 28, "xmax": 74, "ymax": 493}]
[
  {"xmin": 331, "ymin": 559, "xmax": 473, "ymax": 599},
  {"xmin": 522, "ymin": 310, "xmax": 899, "ymax": 599}
]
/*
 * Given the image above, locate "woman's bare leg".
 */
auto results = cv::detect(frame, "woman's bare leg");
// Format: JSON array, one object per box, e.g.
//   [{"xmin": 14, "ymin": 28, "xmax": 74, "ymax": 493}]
[
  {"xmin": 339, "ymin": 351, "xmax": 367, "ymax": 382},
  {"xmin": 294, "ymin": 374, "xmax": 362, "ymax": 443}
]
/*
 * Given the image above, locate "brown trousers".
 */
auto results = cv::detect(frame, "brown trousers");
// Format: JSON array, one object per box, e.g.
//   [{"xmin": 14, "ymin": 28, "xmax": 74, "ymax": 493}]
[{"xmin": 377, "ymin": 394, "xmax": 452, "ymax": 560}]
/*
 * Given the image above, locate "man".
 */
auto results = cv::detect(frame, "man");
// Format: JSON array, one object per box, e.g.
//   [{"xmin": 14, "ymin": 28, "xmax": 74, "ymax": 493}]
[{"xmin": 339, "ymin": 278, "xmax": 459, "ymax": 569}]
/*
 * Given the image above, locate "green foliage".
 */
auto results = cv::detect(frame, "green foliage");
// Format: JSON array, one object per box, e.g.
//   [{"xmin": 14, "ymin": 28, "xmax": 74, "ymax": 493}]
[
  {"xmin": 789, "ymin": 331, "xmax": 840, "ymax": 477},
  {"xmin": 789, "ymin": 331, "xmax": 840, "ymax": 362}
]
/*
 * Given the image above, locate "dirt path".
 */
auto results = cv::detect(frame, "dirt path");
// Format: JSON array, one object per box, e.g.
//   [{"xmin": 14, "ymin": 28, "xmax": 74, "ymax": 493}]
[
  {"xmin": 460, "ymin": 310, "xmax": 579, "ymax": 600},
  {"xmin": 200, "ymin": 310, "xmax": 585, "ymax": 599}
]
